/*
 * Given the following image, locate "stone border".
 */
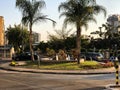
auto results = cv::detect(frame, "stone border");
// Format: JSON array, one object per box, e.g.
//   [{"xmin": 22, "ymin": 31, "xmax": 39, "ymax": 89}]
[{"xmin": 105, "ymin": 84, "xmax": 120, "ymax": 90}]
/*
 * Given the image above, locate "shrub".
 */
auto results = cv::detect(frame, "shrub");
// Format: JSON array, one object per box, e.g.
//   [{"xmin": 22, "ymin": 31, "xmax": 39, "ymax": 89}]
[
  {"xmin": 58, "ymin": 49, "xmax": 67, "ymax": 60},
  {"xmin": 101, "ymin": 62, "xmax": 114, "ymax": 68},
  {"xmin": 9, "ymin": 61, "xmax": 18, "ymax": 66},
  {"xmin": 46, "ymin": 48, "xmax": 56, "ymax": 57}
]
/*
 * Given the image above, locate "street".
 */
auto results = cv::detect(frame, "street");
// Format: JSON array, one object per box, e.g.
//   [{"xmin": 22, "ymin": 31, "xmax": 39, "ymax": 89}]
[{"xmin": 0, "ymin": 69, "xmax": 118, "ymax": 90}]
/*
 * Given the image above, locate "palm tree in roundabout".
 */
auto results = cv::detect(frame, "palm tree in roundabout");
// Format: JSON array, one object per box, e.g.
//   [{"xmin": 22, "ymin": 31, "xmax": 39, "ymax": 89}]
[
  {"xmin": 58, "ymin": 0, "xmax": 106, "ymax": 64},
  {"xmin": 16, "ymin": 0, "xmax": 56, "ymax": 61}
]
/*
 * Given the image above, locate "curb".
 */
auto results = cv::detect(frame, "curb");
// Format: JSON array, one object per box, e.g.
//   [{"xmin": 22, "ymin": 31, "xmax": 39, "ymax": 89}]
[
  {"xmin": 0, "ymin": 62, "xmax": 117, "ymax": 75},
  {"xmin": 105, "ymin": 84, "xmax": 120, "ymax": 90},
  {"xmin": 0, "ymin": 66, "xmax": 115, "ymax": 75}
]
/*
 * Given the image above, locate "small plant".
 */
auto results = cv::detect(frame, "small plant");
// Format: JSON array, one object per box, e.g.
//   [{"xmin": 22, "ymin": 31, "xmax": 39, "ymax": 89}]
[
  {"xmin": 10, "ymin": 61, "xmax": 18, "ymax": 66},
  {"xmin": 46, "ymin": 48, "xmax": 56, "ymax": 57},
  {"xmin": 58, "ymin": 49, "xmax": 67, "ymax": 60},
  {"xmin": 101, "ymin": 62, "xmax": 114, "ymax": 68}
]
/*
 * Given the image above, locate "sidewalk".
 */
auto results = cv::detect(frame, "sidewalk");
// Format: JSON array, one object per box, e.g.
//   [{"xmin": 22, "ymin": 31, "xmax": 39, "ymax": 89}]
[{"xmin": 0, "ymin": 61, "xmax": 118, "ymax": 75}]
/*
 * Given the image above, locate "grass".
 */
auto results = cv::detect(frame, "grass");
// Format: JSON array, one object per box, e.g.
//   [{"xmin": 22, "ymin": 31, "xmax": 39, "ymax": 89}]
[
  {"xmin": 79, "ymin": 61, "xmax": 101, "ymax": 69},
  {"xmin": 19, "ymin": 60, "xmax": 112, "ymax": 70}
]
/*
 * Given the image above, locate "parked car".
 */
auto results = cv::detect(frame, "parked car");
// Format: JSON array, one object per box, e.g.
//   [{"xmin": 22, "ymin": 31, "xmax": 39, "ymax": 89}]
[
  {"xmin": 12, "ymin": 52, "xmax": 38, "ymax": 61},
  {"xmin": 109, "ymin": 56, "xmax": 116, "ymax": 62},
  {"xmin": 81, "ymin": 52, "xmax": 104, "ymax": 61}
]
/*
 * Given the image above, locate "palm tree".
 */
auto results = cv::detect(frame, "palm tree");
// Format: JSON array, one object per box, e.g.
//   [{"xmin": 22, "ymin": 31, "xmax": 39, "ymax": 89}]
[
  {"xmin": 58, "ymin": 0, "xmax": 106, "ymax": 64},
  {"xmin": 16, "ymin": 0, "xmax": 56, "ymax": 61}
]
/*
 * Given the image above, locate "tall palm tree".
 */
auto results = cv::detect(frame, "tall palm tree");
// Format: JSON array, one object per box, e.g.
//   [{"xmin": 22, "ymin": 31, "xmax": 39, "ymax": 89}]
[
  {"xmin": 58, "ymin": 0, "xmax": 106, "ymax": 64},
  {"xmin": 16, "ymin": 0, "xmax": 55, "ymax": 61}
]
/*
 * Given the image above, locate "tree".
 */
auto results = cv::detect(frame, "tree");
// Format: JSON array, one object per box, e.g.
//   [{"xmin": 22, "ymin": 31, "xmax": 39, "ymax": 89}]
[
  {"xmin": 47, "ymin": 28, "xmax": 73, "ymax": 52},
  {"xmin": 37, "ymin": 41, "xmax": 48, "ymax": 53},
  {"xmin": 90, "ymin": 26, "xmax": 105, "ymax": 39},
  {"xmin": 58, "ymin": 0, "xmax": 106, "ymax": 64},
  {"xmin": 16, "ymin": 0, "xmax": 56, "ymax": 61},
  {"xmin": 6, "ymin": 24, "xmax": 29, "ymax": 53},
  {"xmin": 48, "ymin": 28, "xmax": 72, "ymax": 41}
]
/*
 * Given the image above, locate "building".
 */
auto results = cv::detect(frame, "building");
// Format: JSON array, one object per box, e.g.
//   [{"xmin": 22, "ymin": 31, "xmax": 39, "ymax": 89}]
[
  {"xmin": 0, "ymin": 16, "xmax": 4, "ymax": 46},
  {"xmin": 107, "ymin": 14, "xmax": 120, "ymax": 33},
  {"xmin": 0, "ymin": 16, "xmax": 14, "ymax": 60},
  {"xmin": 32, "ymin": 32, "xmax": 41, "ymax": 44},
  {"xmin": 0, "ymin": 46, "xmax": 14, "ymax": 60}
]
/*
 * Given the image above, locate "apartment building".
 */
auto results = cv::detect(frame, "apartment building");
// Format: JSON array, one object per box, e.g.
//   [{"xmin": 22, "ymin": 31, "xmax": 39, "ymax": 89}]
[
  {"xmin": 0, "ymin": 16, "xmax": 14, "ymax": 60},
  {"xmin": 32, "ymin": 31, "xmax": 41, "ymax": 43},
  {"xmin": 0, "ymin": 16, "xmax": 4, "ymax": 46}
]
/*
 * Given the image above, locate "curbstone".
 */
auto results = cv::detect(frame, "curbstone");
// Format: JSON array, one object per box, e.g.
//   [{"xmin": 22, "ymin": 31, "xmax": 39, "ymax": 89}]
[
  {"xmin": 0, "ymin": 61, "xmax": 120, "ymax": 75},
  {"xmin": 105, "ymin": 84, "xmax": 120, "ymax": 90}
]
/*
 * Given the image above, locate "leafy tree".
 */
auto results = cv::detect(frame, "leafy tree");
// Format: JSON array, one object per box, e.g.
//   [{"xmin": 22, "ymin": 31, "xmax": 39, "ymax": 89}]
[
  {"xmin": 102, "ymin": 23, "xmax": 114, "ymax": 39},
  {"xmin": 48, "ymin": 39, "xmax": 65, "ymax": 51},
  {"xmin": 47, "ymin": 28, "xmax": 74, "ymax": 52},
  {"xmin": 48, "ymin": 28, "xmax": 72, "ymax": 41},
  {"xmin": 16, "ymin": 0, "xmax": 56, "ymax": 61},
  {"xmin": 6, "ymin": 24, "xmax": 29, "ymax": 53},
  {"xmin": 37, "ymin": 41, "xmax": 48, "ymax": 53},
  {"xmin": 58, "ymin": 0, "xmax": 106, "ymax": 64},
  {"xmin": 37, "ymin": 35, "xmax": 90, "ymax": 54},
  {"xmin": 91, "ymin": 26, "xmax": 105, "ymax": 38},
  {"xmin": 64, "ymin": 35, "xmax": 76, "ymax": 51}
]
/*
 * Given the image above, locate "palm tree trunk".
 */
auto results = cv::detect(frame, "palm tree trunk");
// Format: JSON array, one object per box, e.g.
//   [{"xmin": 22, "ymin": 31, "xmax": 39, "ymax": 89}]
[
  {"xmin": 29, "ymin": 24, "xmax": 35, "ymax": 61},
  {"xmin": 76, "ymin": 24, "xmax": 81, "ymax": 64}
]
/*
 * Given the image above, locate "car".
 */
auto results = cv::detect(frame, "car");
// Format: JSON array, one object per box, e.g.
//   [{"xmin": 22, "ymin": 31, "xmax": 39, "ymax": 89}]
[
  {"xmin": 81, "ymin": 52, "xmax": 104, "ymax": 61},
  {"xmin": 12, "ymin": 52, "xmax": 38, "ymax": 61},
  {"xmin": 109, "ymin": 56, "xmax": 116, "ymax": 62},
  {"xmin": 116, "ymin": 54, "xmax": 120, "ymax": 62}
]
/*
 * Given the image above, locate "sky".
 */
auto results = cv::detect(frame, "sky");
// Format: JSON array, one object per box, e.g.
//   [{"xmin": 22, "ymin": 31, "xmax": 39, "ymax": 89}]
[{"xmin": 0, "ymin": 0, "xmax": 120, "ymax": 41}]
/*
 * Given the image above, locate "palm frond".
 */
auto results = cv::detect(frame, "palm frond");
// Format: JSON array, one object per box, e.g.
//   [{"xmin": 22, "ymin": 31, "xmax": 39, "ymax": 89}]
[
  {"xmin": 93, "ymin": 5, "xmax": 107, "ymax": 17},
  {"xmin": 59, "ymin": 0, "xmax": 106, "ymax": 30},
  {"xmin": 33, "ymin": 15, "xmax": 56, "ymax": 27}
]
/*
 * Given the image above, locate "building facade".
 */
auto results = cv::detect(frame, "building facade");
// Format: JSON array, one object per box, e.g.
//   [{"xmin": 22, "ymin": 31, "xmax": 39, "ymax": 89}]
[
  {"xmin": 32, "ymin": 32, "xmax": 41, "ymax": 43},
  {"xmin": 0, "ymin": 16, "xmax": 14, "ymax": 60},
  {"xmin": 0, "ymin": 16, "xmax": 5, "ymax": 46}
]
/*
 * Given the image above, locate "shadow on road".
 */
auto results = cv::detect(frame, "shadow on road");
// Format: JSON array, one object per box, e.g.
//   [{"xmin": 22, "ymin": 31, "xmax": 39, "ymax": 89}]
[
  {"xmin": 0, "ymin": 60, "xmax": 11, "ymax": 63},
  {"xmin": 81, "ymin": 86, "xmax": 105, "ymax": 90}
]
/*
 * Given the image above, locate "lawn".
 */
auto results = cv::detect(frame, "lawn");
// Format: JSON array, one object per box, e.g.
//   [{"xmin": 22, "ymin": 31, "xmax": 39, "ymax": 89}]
[{"xmin": 19, "ymin": 60, "xmax": 114, "ymax": 70}]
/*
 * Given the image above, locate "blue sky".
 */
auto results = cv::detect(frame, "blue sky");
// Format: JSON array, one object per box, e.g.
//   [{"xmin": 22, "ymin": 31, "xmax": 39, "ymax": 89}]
[{"xmin": 0, "ymin": 0, "xmax": 120, "ymax": 41}]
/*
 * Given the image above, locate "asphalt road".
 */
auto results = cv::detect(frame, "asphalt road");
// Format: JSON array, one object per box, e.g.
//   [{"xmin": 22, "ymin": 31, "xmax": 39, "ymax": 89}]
[{"xmin": 0, "ymin": 69, "xmax": 118, "ymax": 90}]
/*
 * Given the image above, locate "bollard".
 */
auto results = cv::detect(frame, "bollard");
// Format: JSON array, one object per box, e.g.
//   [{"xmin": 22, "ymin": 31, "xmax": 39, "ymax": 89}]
[
  {"xmin": 37, "ymin": 55, "xmax": 40, "ymax": 67},
  {"xmin": 114, "ymin": 57, "xmax": 119, "ymax": 85}
]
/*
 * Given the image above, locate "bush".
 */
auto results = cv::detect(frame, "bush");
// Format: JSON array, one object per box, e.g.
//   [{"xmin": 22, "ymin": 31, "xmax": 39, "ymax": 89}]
[
  {"xmin": 58, "ymin": 49, "xmax": 67, "ymax": 60},
  {"xmin": 9, "ymin": 61, "xmax": 18, "ymax": 66},
  {"xmin": 101, "ymin": 62, "xmax": 114, "ymax": 68},
  {"xmin": 46, "ymin": 48, "xmax": 56, "ymax": 57}
]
